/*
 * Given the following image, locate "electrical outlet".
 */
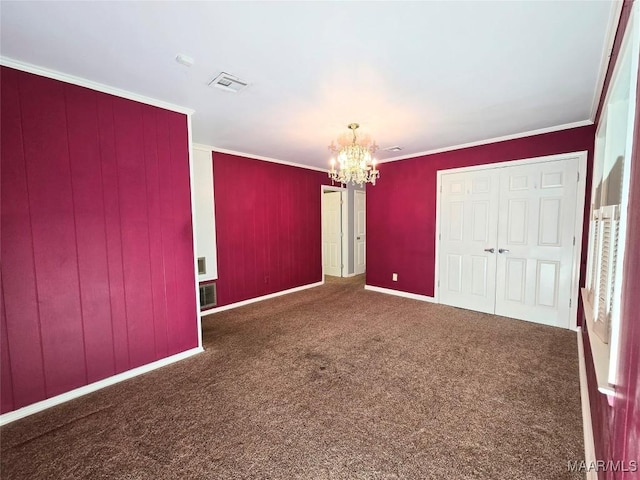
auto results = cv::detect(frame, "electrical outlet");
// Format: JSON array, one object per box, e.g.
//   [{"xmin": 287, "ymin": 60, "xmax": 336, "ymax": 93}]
[{"xmin": 392, "ymin": 273, "xmax": 398, "ymax": 282}]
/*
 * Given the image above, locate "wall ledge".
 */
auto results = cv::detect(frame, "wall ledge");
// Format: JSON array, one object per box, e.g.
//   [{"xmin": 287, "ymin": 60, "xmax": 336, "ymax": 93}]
[
  {"xmin": 0, "ymin": 347, "xmax": 204, "ymax": 426},
  {"xmin": 581, "ymin": 288, "xmax": 616, "ymax": 397}
]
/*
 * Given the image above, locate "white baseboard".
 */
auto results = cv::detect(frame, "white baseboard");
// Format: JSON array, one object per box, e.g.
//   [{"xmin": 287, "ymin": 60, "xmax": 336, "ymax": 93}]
[
  {"xmin": 343, "ymin": 272, "xmax": 360, "ymax": 278},
  {"xmin": 364, "ymin": 285, "xmax": 437, "ymax": 303},
  {"xmin": 201, "ymin": 280, "xmax": 324, "ymax": 315},
  {"xmin": 0, "ymin": 346, "xmax": 204, "ymax": 426},
  {"xmin": 577, "ymin": 329, "xmax": 598, "ymax": 480}
]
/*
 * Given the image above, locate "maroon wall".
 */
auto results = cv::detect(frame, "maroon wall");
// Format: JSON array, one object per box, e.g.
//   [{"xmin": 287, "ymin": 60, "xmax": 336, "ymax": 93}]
[
  {"xmin": 212, "ymin": 153, "xmax": 328, "ymax": 307},
  {"xmin": 366, "ymin": 125, "xmax": 596, "ymax": 298},
  {"xmin": 0, "ymin": 67, "xmax": 198, "ymax": 414}
]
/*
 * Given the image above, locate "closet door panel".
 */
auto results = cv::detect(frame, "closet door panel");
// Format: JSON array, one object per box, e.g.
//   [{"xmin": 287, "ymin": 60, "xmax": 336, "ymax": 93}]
[
  {"xmin": 439, "ymin": 171, "xmax": 499, "ymax": 313},
  {"xmin": 494, "ymin": 159, "xmax": 579, "ymax": 327}
]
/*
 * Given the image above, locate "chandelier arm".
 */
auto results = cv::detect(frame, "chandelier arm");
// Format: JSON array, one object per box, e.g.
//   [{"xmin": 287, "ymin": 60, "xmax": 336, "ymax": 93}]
[{"xmin": 327, "ymin": 122, "xmax": 379, "ymax": 186}]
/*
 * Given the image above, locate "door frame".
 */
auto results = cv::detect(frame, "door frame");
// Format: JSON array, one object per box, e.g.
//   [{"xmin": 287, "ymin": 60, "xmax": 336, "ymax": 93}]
[
  {"xmin": 434, "ymin": 150, "xmax": 588, "ymax": 330},
  {"xmin": 354, "ymin": 190, "xmax": 366, "ymax": 275},
  {"xmin": 321, "ymin": 185, "xmax": 348, "ymax": 277}
]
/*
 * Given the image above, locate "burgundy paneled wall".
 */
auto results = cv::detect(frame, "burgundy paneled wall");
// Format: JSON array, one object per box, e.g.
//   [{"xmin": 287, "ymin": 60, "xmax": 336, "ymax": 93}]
[
  {"xmin": 366, "ymin": 125, "xmax": 595, "ymax": 299},
  {"xmin": 0, "ymin": 67, "xmax": 198, "ymax": 414},
  {"xmin": 212, "ymin": 153, "xmax": 327, "ymax": 307}
]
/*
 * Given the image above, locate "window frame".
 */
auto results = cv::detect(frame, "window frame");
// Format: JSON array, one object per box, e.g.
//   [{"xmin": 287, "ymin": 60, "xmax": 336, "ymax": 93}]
[{"xmin": 583, "ymin": 3, "xmax": 640, "ymax": 399}]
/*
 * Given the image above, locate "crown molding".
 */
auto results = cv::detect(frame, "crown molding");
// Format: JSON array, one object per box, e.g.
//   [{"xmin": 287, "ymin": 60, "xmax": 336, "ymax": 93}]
[
  {"xmin": 0, "ymin": 57, "xmax": 194, "ymax": 115},
  {"xmin": 192, "ymin": 143, "xmax": 217, "ymax": 152},
  {"xmin": 590, "ymin": 0, "xmax": 625, "ymax": 122},
  {"xmin": 379, "ymin": 119, "xmax": 594, "ymax": 164},
  {"xmin": 208, "ymin": 146, "xmax": 329, "ymax": 173}
]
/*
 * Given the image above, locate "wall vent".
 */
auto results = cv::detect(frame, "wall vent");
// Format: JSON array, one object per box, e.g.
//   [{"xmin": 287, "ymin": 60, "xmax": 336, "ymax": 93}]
[
  {"xmin": 199, "ymin": 283, "xmax": 217, "ymax": 310},
  {"xmin": 208, "ymin": 72, "xmax": 249, "ymax": 93},
  {"xmin": 197, "ymin": 257, "xmax": 207, "ymax": 275}
]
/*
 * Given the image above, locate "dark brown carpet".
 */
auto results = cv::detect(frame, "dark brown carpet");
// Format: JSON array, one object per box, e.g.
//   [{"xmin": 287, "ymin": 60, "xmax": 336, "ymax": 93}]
[{"xmin": 1, "ymin": 275, "xmax": 584, "ymax": 479}]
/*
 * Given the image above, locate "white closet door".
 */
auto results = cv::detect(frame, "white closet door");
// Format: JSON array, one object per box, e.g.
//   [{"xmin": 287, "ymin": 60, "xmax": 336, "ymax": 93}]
[
  {"xmin": 494, "ymin": 158, "xmax": 579, "ymax": 328},
  {"xmin": 439, "ymin": 170, "xmax": 499, "ymax": 313}
]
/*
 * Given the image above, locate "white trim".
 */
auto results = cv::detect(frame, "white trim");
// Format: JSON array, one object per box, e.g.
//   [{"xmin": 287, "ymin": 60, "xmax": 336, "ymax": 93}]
[
  {"xmin": 193, "ymin": 143, "xmax": 216, "ymax": 153},
  {"xmin": 353, "ymin": 190, "xmax": 367, "ymax": 276},
  {"xmin": 0, "ymin": 56, "xmax": 194, "ymax": 115},
  {"xmin": 201, "ymin": 280, "xmax": 324, "ymax": 315},
  {"xmin": 571, "ymin": 154, "xmax": 588, "ymax": 331},
  {"xmin": 192, "ymin": 147, "xmax": 219, "ymax": 282},
  {"xmin": 581, "ymin": 289, "xmax": 616, "ymax": 396},
  {"xmin": 434, "ymin": 151, "xmax": 588, "ymax": 330},
  {"xmin": 380, "ymin": 120, "xmax": 593, "ymax": 164},
  {"xmin": 577, "ymin": 330, "xmax": 598, "ymax": 480},
  {"xmin": 321, "ymin": 185, "xmax": 349, "ymax": 278},
  {"xmin": 186, "ymin": 115, "xmax": 204, "ymax": 351},
  {"xmin": 210, "ymin": 146, "xmax": 329, "ymax": 173},
  {"xmin": 435, "ymin": 173, "xmax": 443, "ymax": 304},
  {"xmin": 364, "ymin": 285, "xmax": 437, "ymax": 303},
  {"xmin": 435, "ymin": 150, "xmax": 588, "ymax": 177},
  {"xmin": 590, "ymin": 1, "xmax": 625, "ymax": 122},
  {"xmin": 0, "ymin": 347, "xmax": 204, "ymax": 426},
  {"xmin": 343, "ymin": 272, "xmax": 359, "ymax": 278},
  {"xmin": 342, "ymin": 190, "xmax": 349, "ymax": 278}
]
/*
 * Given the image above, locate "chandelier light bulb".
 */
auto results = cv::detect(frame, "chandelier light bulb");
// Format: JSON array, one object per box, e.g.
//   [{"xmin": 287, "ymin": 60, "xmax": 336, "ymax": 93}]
[{"xmin": 327, "ymin": 123, "xmax": 380, "ymax": 186}]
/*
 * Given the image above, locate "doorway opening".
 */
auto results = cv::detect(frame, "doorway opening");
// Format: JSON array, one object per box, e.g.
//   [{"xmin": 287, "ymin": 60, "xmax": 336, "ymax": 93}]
[
  {"xmin": 354, "ymin": 190, "xmax": 366, "ymax": 275},
  {"xmin": 322, "ymin": 186, "xmax": 348, "ymax": 277}
]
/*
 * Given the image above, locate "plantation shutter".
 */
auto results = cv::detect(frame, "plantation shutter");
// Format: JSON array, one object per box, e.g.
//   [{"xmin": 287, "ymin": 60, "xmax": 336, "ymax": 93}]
[
  {"xmin": 592, "ymin": 205, "xmax": 620, "ymax": 344},
  {"xmin": 586, "ymin": 212, "xmax": 601, "ymax": 305}
]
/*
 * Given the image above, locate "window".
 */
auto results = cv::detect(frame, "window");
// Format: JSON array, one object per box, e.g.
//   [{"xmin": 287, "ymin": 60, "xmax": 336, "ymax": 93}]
[{"xmin": 583, "ymin": 4, "xmax": 639, "ymax": 398}]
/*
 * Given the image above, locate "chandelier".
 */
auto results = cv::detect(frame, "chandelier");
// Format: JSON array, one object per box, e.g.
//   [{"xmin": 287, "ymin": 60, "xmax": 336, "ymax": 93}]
[{"xmin": 328, "ymin": 123, "xmax": 380, "ymax": 186}]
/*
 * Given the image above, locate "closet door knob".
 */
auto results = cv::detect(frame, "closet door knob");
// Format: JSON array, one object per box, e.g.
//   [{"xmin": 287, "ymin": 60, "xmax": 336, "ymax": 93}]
[
  {"xmin": 498, "ymin": 248, "xmax": 510, "ymax": 254},
  {"xmin": 484, "ymin": 248, "xmax": 495, "ymax": 253}
]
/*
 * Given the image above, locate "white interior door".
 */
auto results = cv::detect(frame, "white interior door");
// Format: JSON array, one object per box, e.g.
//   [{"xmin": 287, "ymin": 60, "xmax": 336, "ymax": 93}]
[
  {"xmin": 494, "ymin": 158, "xmax": 579, "ymax": 327},
  {"xmin": 438, "ymin": 157, "xmax": 580, "ymax": 328},
  {"xmin": 438, "ymin": 171, "xmax": 499, "ymax": 314},
  {"xmin": 354, "ymin": 190, "xmax": 366, "ymax": 275},
  {"xmin": 322, "ymin": 191, "xmax": 342, "ymax": 277}
]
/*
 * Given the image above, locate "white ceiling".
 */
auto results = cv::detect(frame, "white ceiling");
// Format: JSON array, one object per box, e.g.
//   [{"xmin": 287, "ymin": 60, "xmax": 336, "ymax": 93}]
[{"xmin": 1, "ymin": 1, "xmax": 618, "ymax": 170}]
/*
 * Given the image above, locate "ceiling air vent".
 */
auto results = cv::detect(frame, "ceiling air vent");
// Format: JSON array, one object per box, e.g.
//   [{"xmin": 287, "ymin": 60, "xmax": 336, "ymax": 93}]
[
  {"xmin": 208, "ymin": 72, "xmax": 249, "ymax": 93},
  {"xmin": 384, "ymin": 146, "xmax": 403, "ymax": 152}
]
